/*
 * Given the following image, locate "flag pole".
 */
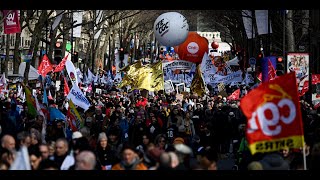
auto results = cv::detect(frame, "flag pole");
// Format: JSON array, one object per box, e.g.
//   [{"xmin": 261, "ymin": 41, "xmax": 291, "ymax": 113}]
[{"xmin": 303, "ymin": 143, "xmax": 307, "ymax": 170}]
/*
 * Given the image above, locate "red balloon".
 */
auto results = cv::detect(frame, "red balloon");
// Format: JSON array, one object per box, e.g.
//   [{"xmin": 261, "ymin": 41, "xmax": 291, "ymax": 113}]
[
  {"xmin": 211, "ymin": 41, "xmax": 219, "ymax": 49},
  {"xmin": 202, "ymin": 36, "xmax": 209, "ymax": 45},
  {"xmin": 177, "ymin": 32, "xmax": 209, "ymax": 64}
]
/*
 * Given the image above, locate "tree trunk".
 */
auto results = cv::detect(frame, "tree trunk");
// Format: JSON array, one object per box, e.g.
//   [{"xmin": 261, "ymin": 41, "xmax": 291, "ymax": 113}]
[
  {"xmin": 48, "ymin": 27, "xmax": 58, "ymax": 60},
  {"xmin": 13, "ymin": 33, "xmax": 21, "ymax": 74},
  {"xmin": 100, "ymin": 33, "xmax": 111, "ymax": 70},
  {"xmin": 24, "ymin": 10, "xmax": 47, "ymax": 83},
  {"xmin": 302, "ymin": 10, "xmax": 309, "ymax": 36},
  {"xmin": 286, "ymin": 10, "xmax": 295, "ymax": 52},
  {"xmin": 85, "ymin": 38, "xmax": 92, "ymax": 70}
]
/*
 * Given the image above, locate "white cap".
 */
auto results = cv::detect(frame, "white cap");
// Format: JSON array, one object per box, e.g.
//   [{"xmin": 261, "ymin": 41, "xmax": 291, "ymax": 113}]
[{"xmin": 72, "ymin": 131, "xmax": 83, "ymax": 140}]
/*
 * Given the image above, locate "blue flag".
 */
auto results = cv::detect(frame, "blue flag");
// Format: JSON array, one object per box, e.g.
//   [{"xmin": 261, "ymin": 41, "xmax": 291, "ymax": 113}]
[
  {"xmin": 49, "ymin": 107, "xmax": 66, "ymax": 121},
  {"xmin": 42, "ymin": 89, "xmax": 48, "ymax": 105}
]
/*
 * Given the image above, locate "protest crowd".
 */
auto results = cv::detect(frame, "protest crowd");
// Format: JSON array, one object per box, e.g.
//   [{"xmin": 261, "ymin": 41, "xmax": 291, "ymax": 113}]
[{"xmin": 0, "ymin": 50, "xmax": 319, "ymax": 171}]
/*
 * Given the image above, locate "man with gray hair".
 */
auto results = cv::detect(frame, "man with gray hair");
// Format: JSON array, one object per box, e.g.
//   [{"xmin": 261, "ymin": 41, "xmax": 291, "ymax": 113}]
[{"xmin": 75, "ymin": 150, "xmax": 97, "ymax": 170}]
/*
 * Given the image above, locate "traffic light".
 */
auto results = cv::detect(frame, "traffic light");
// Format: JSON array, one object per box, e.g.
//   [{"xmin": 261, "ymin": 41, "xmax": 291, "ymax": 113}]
[
  {"xmin": 276, "ymin": 56, "xmax": 285, "ymax": 76},
  {"xmin": 72, "ymin": 51, "xmax": 78, "ymax": 63},
  {"xmin": 255, "ymin": 51, "xmax": 264, "ymax": 67},
  {"xmin": 119, "ymin": 47, "xmax": 124, "ymax": 60},
  {"xmin": 54, "ymin": 42, "xmax": 62, "ymax": 63}
]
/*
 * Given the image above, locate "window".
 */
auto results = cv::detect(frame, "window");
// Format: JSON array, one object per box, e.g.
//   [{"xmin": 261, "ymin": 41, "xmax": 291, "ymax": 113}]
[
  {"xmin": 21, "ymin": 37, "xmax": 24, "ymax": 47},
  {"xmin": 10, "ymin": 35, "xmax": 14, "ymax": 47},
  {"xmin": 25, "ymin": 40, "xmax": 28, "ymax": 47},
  {"xmin": 1, "ymin": 35, "xmax": 4, "ymax": 46},
  {"xmin": 209, "ymin": 34, "xmax": 211, "ymax": 37}
]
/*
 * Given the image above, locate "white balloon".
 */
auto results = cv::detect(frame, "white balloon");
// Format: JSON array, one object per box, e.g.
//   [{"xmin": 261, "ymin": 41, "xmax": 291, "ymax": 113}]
[{"xmin": 154, "ymin": 12, "xmax": 189, "ymax": 47}]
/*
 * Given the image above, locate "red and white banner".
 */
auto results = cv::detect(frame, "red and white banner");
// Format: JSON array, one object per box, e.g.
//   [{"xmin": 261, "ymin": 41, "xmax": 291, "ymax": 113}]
[
  {"xmin": 3, "ymin": 10, "xmax": 21, "ymax": 34},
  {"xmin": 64, "ymin": 77, "xmax": 70, "ymax": 97},
  {"xmin": 227, "ymin": 89, "xmax": 240, "ymax": 101},
  {"xmin": 53, "ymin": 53, "xmax": 69, "ymax": 72},
  {"xmin": 38, "ymin": 55, "xmax": 54, "ymax": 77},
  {"xmin": 240, "ymin": 72, "xmax": 304, "ymax": 155},
  {"xmin": 287, "ymin": 53, "xmax": 309, "ymax": 96},
  {"xmin": 65, "ymin": 59, "xmax": 78, "ymax": 86},
  {"xmin": 312, "ymin": 74, "xmax": 320, "ymax": 85},
  {"xmin": 312, "ymin": 74, "xmax": 320, "ymax": 109},
  {"xmin": 267, "ymin": 59, "xmax": 277, "ymax": 81}
]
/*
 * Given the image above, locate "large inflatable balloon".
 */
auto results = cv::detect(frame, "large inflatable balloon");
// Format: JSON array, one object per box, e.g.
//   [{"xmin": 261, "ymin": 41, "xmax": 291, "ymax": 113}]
[
  {"xmin": 177, "ymin": 32, "xmax": 209, "ymax": 64},
  {"xmin": 173, "ymin": 46, "xmax": 179, "ymax": 53},
  {"xmin": 211, "ymin": 41, "xmax": 219, "ymax": 49},
  {"xmin": 154, "ymin": 12, "xmax": 189, "ymax": 47}
]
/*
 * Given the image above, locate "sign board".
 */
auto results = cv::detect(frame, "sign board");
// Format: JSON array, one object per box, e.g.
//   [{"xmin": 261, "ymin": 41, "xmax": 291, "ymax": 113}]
[{"xmin": 249, "ymin": 57, "xmax": 256, "ymax": 66}]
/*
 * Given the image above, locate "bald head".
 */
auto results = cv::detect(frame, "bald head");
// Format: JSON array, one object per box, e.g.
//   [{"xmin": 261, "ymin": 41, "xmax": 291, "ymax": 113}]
[
  {"xmin": 1, "ymin": 135, "xmax": 16, "ymax": 151},
  {"xmin": 75, "ymin": 151, "xmax": 96, "ymax": 170},
  {"xmin": 159, "ymin": 152, "xmax": 171, "ymax": 169}
]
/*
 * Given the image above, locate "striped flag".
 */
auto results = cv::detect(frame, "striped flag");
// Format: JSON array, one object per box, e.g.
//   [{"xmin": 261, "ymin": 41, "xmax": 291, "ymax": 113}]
[
  {"xmin": 67, "ymin": 100, "xmax": 84, "ymax": 131},
  {"xmin": 24, "ymin": 85, "xmax": 37, "ymax": 118}
]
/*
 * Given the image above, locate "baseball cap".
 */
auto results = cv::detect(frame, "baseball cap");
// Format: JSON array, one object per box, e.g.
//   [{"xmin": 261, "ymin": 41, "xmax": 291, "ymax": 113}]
[{"xmin": 72, "ymin": 131, "xmax": 83, "ymax": 140}]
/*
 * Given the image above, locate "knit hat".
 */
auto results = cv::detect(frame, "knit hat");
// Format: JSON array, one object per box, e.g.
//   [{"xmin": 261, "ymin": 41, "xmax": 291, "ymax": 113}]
[
  {"xmin": 98, "ymin": 132, "xmax": 107, "ymax": 142},
  {"xmin": 259, "ymin": 153, "xmax": 290, "ymax": 170},
  {"xmin": 173, "ymin": 137, "xmax": 185, "ymax": 145}
]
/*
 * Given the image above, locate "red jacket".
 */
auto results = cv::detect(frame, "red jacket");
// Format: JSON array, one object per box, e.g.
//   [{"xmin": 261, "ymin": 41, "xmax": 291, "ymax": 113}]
[{"xmin": 135, "ymin": 97, "xmax": 148, "ymax": 108}]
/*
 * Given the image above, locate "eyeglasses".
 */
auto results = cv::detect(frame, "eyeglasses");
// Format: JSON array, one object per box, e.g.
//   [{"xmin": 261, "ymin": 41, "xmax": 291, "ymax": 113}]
[{"xmin": 159, "ymin": 139, "xmax": 166, "ymax": 143}]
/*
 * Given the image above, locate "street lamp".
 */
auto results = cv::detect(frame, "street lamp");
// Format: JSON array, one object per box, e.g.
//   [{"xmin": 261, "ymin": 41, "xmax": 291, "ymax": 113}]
[{"xmin": 89, "ymin": 20, "xmax": 95, "ymax": 73}]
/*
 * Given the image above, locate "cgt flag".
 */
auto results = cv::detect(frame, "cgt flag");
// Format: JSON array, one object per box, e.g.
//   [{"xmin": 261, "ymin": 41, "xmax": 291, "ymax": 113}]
[
  {"xmin": 3, "ymin": 10, "xmax": 21, "ymax": 34},
  {"xmin": 240, "ymin": 72, "xmax": 304, "ymax": 155},
  {"xmin": 38, "ymin": 54, "xmax": 54, "ymax": 77},
  {"xmin": 227, "ymin": 89, "xmax": 240, "ymax": 101}
]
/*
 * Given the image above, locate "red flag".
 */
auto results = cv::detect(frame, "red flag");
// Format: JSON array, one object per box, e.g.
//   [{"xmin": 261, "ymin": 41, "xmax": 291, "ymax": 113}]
[
  {"xmin": 240, "ymin": 72, "xmax": 304, "ymax": 155},
  {"xmin": 53, "ymin": 54, "xmax": 69, "ymax": 72},
  {"xmin": 298, "ymin": 80, "xmax": 309, "ymax": 97},
  {"xmin": 227, "ymin": 89, "xmax": 240, "ymax": 101},
  {"xmin": 48, "ymin": 91, "xmax": 53, "ymax": 100},
  {"xmin": 3, "ymin": 10, "xmax": 21, "ymax": 34},
  {"xmin": 267, "ymin": 59, "xmax": 277, "ymax": 81},
  {"xmin": 64, "ymin": 77, "xmax": 70, "ymax": 96},
  {"xmin": 38, "ymin": 55, "xmax": 54, "ymax": 77},
  {"xmin": 312, "ymin": 74, "xmax": 320, "ymax": 85}
]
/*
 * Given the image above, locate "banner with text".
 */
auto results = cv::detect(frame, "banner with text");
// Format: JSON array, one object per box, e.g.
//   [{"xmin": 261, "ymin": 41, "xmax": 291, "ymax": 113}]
[
  {"xmin": 67, "ymin": 85, "xmax": 90, "ymax": 111},
  {"xmin": 240, "ymin": 72, "xmax": 304, "ymax": 155}
]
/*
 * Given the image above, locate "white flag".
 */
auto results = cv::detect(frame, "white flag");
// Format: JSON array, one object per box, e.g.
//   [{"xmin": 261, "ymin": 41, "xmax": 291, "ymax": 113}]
[
  {"xmin": 200, "ymin": 52, "xmax": 216, "ymax": 74},
  {"xmin": 76, "ymin": 68, "xmax": 83, "ymax": 84},
  {"xmin": 242, "ymin": 10, "xmax": 256, "ymax": 39},
  {"xmin": 87, "ymin": 68, "xmax": 95, "ymax": 82},
  {"xmin": 0, "ymin": 73, "xmax": 7, "ymax": 87},
  {"xmin": 255, "ymin": 10, "xmax": 272, "ymax": 35},
  {"xmin": 52, "ymin": 10, "xmax": 64, "ymax": 30},
  {"xmin": 9, "ymin": 146, "xmax": 31, "ymax": 170},
  {"xmin": 67, "ymin": 85, "xmax": 91, "ymax": 111},
  {"xmin": 65, "ymin": 59, "xmax": 79, "ymax": 86},
  {"xmin": 73, "ymin": 11, "xmax": 83, "ymax": 38}
]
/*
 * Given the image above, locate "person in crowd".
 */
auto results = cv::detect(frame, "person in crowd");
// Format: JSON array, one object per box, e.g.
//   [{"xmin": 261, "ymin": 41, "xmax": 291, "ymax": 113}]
[
  {"xmin": 39, "ymin": 143, "xmax": 50, "ymax": 160},
  {"xmin": 95, "ymin": 132, "xmax": 118, "ymax": 170},
  {"xmin": 111, "ymin": 143, "xmax": 148, "ymax": 170},
  {"xmin": 50, "ymin": 138, "xmax": 74, "ymax": 170},
  {"xmin": 74, "ymin": 150, "xmax": 97, "ymax": 170}
]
